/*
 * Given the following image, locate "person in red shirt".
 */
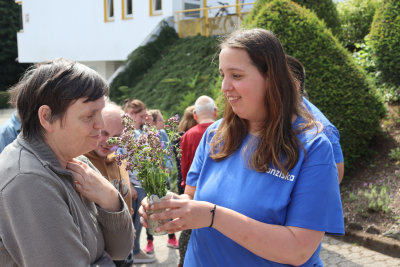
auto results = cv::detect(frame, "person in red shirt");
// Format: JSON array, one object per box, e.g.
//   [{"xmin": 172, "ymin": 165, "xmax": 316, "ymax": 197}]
[{"xmin": 180, "ymin": 95, "xmax": 218, "ymax": 189}]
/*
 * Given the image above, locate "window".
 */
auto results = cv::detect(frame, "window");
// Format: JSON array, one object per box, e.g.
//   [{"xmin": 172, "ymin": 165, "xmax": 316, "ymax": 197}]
[
  {"xmin": 150, "ymin": 0, "xmax": 162, "ymax": 16},
  {"xmin": 122, "ymin": 0, "xmax": 133, "ymax": 20},
  {"xmin": 184, "ymin": 2, "xmax": 201, "ymax": 18},
  {"xmin": 104, "ymin": 0, "xmax": 114, "ymax": 22},
  {"xmin": 15, "ymin": 1, "xmax": 24, "ymax": 30}
]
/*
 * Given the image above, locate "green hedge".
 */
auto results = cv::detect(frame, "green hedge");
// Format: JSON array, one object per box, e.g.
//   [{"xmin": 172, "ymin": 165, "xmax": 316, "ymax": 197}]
[
  {"xmin": 110, "ymin": 23, "xmax": 179, "ymax": 102},
  {"xmin": 369, "ymin": 0, "xmax": 400, "ymax": 86},
  {"xmin": 248, "ymin": 0, "xmax": 340, "ymax": 35},
  {"xmin": 123, "ymin": 35, "xmax": 220, "ymax": 117},
  {"xmin": 0, "ymin": 1, "xmax": 29, "ymax": 92},
  {"xmin": 244, "ymin": 0, "xmax": 384, "ymax": 170},
  {"xmin": 292, "ymin": 0, "xmax": 341, "ymax": 35},
  {"xmin": 337, "ymin": 0, "xmax": 379, "ymax": 51}
]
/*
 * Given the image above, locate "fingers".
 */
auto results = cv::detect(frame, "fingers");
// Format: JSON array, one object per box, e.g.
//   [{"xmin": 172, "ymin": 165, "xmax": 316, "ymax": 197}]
[
  {"xmin": 153, "ymin": 217, "xmax": 187, "ymax": 233},
  {"xmin": 150, "ymin": 198, "xmax": 184, "ymax": 211},
  {"xmin": 139, "ymin": 216, "xmax": 148, "ymax": 228},
  {"xmin": 66, "ymin": 160, "xmax": 86, "ymax": 175},
  {"xmin": 148, "ymin": 204, "xmax": 182, "ymax": 221},
  {"xmin": 139, "ymin": 197, "xmax": 187, "ymax": 230},
  {"xmin": 141, "ymin": 197, "xmax": 150, "ymax": 210},
  {"xmin": 138, "ymin": 205, "xmax": 149, "ymax": 228},
  {"xmin": 71, "ymin": 171, "xmax": 86, "ymax": 185},
  {"xmin": 66, "ymin": 161, "xmax": 89, "ymax": 190}
]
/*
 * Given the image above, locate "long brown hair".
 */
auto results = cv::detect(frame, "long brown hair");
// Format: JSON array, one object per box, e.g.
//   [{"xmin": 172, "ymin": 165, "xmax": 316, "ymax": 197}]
[
  {"xmin": 210, "ymin": 29, "xmax": 317, "ymax": 174},
  {"xmin": 178, "ymin": 105, "xmax": 197, "ymax": 132}
]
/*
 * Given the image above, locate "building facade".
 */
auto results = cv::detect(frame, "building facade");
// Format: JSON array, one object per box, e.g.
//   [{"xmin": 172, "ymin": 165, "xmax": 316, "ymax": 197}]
[{"xmin": 15, "ymin": 0, "xmax": 253, "ymax": 80}]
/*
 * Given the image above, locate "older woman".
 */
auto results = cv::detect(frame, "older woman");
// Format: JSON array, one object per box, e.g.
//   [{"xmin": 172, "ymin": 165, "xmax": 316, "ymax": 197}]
[{"xmin": 0, "ymin": 59, "xmax": 134, "ymax": 266}]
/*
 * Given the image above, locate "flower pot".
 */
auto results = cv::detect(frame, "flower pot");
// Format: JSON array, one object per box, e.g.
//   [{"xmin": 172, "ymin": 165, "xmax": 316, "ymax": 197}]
[{"xmin": 147, "ymin": 194, "xmax": 168, "ymax": 236}]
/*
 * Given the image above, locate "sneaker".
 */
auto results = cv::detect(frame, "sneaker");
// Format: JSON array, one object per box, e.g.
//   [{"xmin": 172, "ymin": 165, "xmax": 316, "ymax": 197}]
[
  {"xmin": 167, "ymin": 235, "xmax": 179, "ymax": 249},
  {"xmin": 145, "ymin": 239, "xmax": 154, "ymax": 254},
  {"xmin": 133, "ymin": 250, "xmax": 156, "ymax": 264}
]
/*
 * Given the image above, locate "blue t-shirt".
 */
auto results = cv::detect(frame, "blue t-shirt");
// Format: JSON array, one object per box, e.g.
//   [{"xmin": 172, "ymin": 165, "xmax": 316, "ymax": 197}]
[
  {"xmin": 303, "ymin": 97, "xmax": 344, "ymax": 164},
  {"xmin": 185, "ymin": 119, "xmax": 344, "ymax": 267},
  {"xmin": 0, "ymin": 112, "xmax": 21, "ymax": 154}
]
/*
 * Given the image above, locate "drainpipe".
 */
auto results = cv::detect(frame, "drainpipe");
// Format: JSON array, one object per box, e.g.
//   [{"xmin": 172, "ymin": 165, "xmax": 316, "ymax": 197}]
[{"xmin": 203, "ymin": 0, "xmax": 208, "ymax": 36}]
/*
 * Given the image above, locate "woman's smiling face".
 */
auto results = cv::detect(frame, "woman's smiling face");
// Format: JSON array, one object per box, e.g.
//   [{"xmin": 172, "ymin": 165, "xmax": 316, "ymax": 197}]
[{"xmin": 219, "ymin": 47, "xmax": 268, "ymax": 132}]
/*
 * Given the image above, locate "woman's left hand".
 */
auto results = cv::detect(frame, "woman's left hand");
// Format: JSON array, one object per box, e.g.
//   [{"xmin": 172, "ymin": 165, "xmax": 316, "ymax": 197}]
[
  {"xmin": 143, "ymin": 194, "xmax": 215, "ymax": 233},
  {"xmin": 67, "ymin": 158, "xmax": 121, "ymax": 212}
]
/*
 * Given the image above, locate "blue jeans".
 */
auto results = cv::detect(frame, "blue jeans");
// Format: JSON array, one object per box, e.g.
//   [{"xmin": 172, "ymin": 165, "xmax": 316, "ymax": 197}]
[{"xmin": 132, "ymin": 186, "xmax": 146, "ymax": 255}]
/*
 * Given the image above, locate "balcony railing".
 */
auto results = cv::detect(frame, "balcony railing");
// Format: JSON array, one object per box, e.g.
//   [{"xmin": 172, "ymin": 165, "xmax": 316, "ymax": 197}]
[{"xmin": 175, "ymin": 2, "xmax": 254, "ymax": 38}]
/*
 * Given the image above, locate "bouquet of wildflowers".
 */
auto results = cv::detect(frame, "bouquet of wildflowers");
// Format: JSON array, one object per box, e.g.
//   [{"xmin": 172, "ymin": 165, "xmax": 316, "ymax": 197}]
[{"xmin": 108, "ymin": 114, "xmax": 181, "ymax": 199}]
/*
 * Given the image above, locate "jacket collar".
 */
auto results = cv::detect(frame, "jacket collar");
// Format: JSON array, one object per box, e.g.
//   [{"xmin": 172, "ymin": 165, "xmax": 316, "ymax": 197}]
[{"xmin": 16, "ymin": 134, "xmax": 73, "ymax": 178}]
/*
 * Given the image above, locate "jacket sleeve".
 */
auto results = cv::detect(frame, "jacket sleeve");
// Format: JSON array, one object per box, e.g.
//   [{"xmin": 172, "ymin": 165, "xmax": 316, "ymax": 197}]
[
  {"xmin": 97, "ymin": 194, "xmax": 135, "ymax": 260},
  {"xmin": 0, "ymin": 174, "xmax": 91, "ymax": 267}
]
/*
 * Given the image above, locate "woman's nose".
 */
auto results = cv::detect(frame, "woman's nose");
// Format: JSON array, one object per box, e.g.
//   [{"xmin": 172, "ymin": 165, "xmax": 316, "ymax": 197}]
[
  {"xmin": 221, "ymin": 77, "xmax": 232, "ymax": 92},
  {"xmin": 95, "ymin": 114, "xmax": 105, "ymax": 130}
]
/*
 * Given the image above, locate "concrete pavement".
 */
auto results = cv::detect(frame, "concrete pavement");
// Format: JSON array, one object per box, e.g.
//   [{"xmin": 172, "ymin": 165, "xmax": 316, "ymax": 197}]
[{"xmin": 135, "ymin": 229, "xmax": 400, "ymax": 266}]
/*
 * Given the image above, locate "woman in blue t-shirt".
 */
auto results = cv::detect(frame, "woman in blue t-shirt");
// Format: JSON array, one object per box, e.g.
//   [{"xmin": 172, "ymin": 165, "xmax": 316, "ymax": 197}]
[{"xmin": 139, "ymin": 28, "xmax": 344, "ymax": 266}]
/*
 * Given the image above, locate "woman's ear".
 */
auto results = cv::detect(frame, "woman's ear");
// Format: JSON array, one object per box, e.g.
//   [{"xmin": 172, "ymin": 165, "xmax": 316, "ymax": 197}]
[{"xmin": 38, "ymin": 105, "xmax": 54, "ymax": 132}]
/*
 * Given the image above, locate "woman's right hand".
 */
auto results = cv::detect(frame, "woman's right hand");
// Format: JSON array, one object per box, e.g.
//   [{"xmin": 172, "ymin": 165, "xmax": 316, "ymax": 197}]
[
  {"xmin": 139, "ymin": 192, "xmax": 215, "ymax": 234},
  {"xmin": 67, "ymin": 159, "xmax": 121, "ymax": 212},
  {"xmin": 138, "ymin": 192, "xmax": 180, "ymax": 228}
]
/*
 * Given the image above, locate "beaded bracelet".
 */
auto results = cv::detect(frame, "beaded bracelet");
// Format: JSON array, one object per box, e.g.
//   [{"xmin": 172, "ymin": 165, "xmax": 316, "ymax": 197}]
[{"xmin": 209, "ymin": 204, "xmax": 217, "ymax": 228}]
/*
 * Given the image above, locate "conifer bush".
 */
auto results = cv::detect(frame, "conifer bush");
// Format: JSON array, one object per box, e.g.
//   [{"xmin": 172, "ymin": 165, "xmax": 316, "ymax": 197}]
[
  {"xmin": 110, "ymin": 23, "xmax": 179, "ymax": 102},
  {"xmin": 0, "ymin": 0, "xmax": 29, "ymax": 97},
  {"xmin": 369, "ymin": 0, "xmax": 400, "ymax": 86},
  {"xmin": 248, "ymin": 0, "xmax": 340, "ymax": 35},
  {"xmin": 244, "ymin": 0, "xmax": 384, "ymax": 170},
  {"xmin": 337, "ymin": 0, "xmax": 379, "ymax": 51},
  {"xmin": 127, "ymin": 35, "xmax": 220, "ymax": 117}
]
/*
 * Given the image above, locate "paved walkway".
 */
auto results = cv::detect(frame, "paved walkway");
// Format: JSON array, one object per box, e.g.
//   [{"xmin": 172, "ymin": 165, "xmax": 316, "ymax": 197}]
[{"xmin": 135, "ymin": 229, "xmax": 400, "ymax": 266}]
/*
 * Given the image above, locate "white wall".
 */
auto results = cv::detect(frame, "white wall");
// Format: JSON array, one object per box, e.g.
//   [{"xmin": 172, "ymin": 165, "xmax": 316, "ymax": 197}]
[
  {"xmin": 16, "ymin": 0, "xmax": 253, "ymax": 79},
  {"xmin": 17, "ymin": 0, "xmax": 174, "ymax": 63},
  {"xmin": 80, "ymin": 61, "xmax": 122, "ymax": 81}
]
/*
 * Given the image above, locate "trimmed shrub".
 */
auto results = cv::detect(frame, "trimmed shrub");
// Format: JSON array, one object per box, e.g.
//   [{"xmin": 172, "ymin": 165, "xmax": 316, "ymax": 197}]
[
  {"xmin": 292, "ymin": 0, "xmax": 341, "ymax": 35},
  {"xmin": 110, "ymin": 23, "xmax": 179, "ymax": 102},
  {"xmin": 248, "ymin": 0, "xmax": 340, "ymax": 35},
  {"xmin": 244, "ymin": 0, "xmax": 384, "ymax": 170},
  {"xmin": 369, "ymin": 0, "xmax": 400, "ymax": 86},
  {"xmin": 337, "ymin": 0, "xmax": 380, "ymax": 51},
  {"xmin": 0, "ymin": 1, "xmax": 29, "ymax": 92},
  {"xmin": 125, "ymin": 35, "xmax": 220, "ymax": 117}
]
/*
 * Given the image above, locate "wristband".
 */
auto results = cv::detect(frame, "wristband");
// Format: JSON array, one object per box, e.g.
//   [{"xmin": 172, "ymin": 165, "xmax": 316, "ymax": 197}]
[{"xmin": 209, "ymin": 204, "xmax": 217, "ymax": 228}]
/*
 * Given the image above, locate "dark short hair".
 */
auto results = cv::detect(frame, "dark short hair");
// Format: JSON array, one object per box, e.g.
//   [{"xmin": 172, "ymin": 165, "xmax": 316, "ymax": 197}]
[
  {"xmin": 286, "ymin": 55, "xmax": 306, "ymax": 96},
  {"xmin": 9, "ymin": 58, "xmax": 109, "ymax": 140}
]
